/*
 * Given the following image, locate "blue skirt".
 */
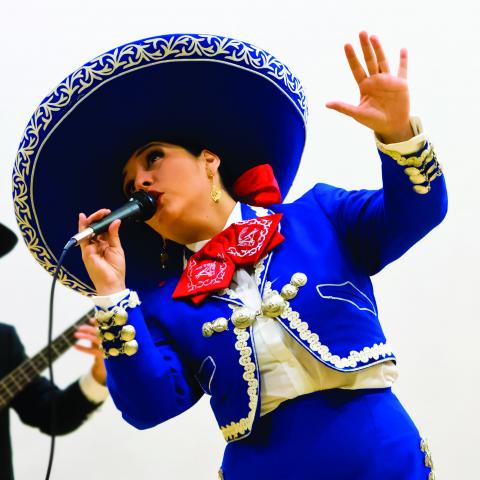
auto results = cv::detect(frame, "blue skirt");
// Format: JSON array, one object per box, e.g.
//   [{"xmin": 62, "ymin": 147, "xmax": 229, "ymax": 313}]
[{"xmin": 221, "ymin": 388, "xmax": 434, "ymax": 480}]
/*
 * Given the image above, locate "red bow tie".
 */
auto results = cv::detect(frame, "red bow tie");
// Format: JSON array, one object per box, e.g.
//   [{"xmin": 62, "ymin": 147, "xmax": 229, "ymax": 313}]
[{"xmin": 172, "ymin": 214, "xmax": 284, "ymax": 304}]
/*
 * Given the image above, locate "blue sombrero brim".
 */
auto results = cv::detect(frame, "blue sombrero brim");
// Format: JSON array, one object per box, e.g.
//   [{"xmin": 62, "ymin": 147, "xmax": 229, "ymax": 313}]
[{"xmin": 13, "ymin": 34, "xmax": 307, "ymax": 294}]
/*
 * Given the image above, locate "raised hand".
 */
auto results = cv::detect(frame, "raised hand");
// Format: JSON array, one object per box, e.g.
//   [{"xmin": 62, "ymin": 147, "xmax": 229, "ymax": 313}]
[
  {"xmin": 326, "ymin": 31, "xmax": 413, "ymax": 144},
  {"xmin": 78, "ymin": 209, "xmax": 126, "ymax": 295}
]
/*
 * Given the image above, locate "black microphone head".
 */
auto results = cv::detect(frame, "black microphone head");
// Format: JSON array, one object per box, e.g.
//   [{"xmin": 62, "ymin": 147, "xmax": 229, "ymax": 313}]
[{"xmin": 129, "ymin": 190, "xmax": 157, "ymax": 221}]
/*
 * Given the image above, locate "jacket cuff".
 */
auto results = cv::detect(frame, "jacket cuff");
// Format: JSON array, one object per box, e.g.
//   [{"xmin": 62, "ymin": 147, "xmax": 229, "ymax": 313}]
[
  {"xmin": 91, "ymin": 288, "xmax": 131, "ymax": 309},
  {"xmin": 375, "ymin": 116, "xmax": 426, "ymax": 155},
  {"xmin": 79, "ymin": 371, "xmax": 109, "ymax": 404}
]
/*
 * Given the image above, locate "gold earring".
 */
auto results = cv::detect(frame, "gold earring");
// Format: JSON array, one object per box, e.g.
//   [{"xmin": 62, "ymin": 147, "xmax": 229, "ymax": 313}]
[{"xmin": 207, "ymin": 169, "xmax": 222, "ymax": 203}]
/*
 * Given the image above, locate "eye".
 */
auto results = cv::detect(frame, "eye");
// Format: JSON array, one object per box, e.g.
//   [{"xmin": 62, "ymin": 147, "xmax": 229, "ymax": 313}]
[{"xmin": 146, "ymin": 149, "xmax": 164, "ymax": 165}]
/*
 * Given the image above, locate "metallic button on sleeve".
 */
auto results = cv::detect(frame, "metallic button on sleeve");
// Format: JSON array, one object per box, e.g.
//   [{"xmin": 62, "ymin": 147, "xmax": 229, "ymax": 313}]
[
  {"xmin": 123, "ymin": 340, "xmax": 139, "ymax": 356},
  {"xmin": 120, "ymin": 324, "xmax": 136, "ymax": 342},
  {"xmin": 111, "ymin": 306, "xmax": 128, "ymax": 326}
]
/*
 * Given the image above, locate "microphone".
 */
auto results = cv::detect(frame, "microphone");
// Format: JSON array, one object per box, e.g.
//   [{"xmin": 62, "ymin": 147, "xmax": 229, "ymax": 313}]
[{"xmin": 66, "ymin": 190, "xmax": 157, "ymax": 249}]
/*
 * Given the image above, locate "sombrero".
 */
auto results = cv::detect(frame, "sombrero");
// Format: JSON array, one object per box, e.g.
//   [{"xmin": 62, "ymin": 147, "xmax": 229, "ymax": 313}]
[{"xmin": 12, "ymin": 33, "xmax": 307, "ymax": 295}]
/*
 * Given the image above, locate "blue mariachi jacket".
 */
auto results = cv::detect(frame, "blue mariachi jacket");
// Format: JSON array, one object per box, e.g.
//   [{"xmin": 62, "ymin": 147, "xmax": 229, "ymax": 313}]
[{"xmin": 104, "ymin": 143, "xmax": 447, "ymax": 442}]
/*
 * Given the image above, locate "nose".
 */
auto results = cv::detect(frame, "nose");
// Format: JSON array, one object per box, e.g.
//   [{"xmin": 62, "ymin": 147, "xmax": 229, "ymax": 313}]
[{"xmin": 133, "ymin": 170, "xmax": 153, "ymax": 192}]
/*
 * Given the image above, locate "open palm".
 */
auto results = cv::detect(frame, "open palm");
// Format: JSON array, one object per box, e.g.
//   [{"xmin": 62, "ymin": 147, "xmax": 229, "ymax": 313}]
[{"xmin": 327, "ymin": 31, "xmax": 413, "ymax": 144}]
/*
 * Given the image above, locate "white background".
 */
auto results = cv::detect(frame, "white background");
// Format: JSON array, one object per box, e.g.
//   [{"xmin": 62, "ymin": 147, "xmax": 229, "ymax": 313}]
[{"xmin": 0, "ymin": 0, "xmax": 478, "ymax": 478}]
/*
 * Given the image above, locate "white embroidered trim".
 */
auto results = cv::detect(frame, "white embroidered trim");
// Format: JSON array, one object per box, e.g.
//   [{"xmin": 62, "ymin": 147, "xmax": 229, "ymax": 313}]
[
  {"xmin": 220, "ymin": 327, "xmax": 258, "ymax": 441},
  {"xmin": 218, "ymin": 256, "xmax": 267, "ymax": 441},
  {"xmin": 316, "ymin": 281, "xmax": 377, "ymax": 316},
  {"xmin": 264, "ymin": 281, "xmax": 393, "ymax": 370},
  {"xmin": 420, "ymin": 438, "xmax": 436, "ymax": 479},
  {"xmin": 196, "ymin": 356, "xmax": 217, "ymax": 395}
]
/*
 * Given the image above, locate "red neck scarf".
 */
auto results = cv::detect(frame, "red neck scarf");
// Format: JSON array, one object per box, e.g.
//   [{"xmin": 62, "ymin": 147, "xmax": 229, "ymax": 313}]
[
  {"xmin": 173, "ymin": 213, "xmax": 284, "ymax": 304},
  {"xmin": 172, "ymin": 163, "xmax": 284, "ymax": 304}
]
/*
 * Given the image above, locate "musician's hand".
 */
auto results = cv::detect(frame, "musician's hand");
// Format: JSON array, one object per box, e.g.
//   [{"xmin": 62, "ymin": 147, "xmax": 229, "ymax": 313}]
[
  {"xmin": 78, "ymin": 209, "xmax": 126, "ymax": 295},
  {"xmin": 326, "ymin": 31, "xmax": 413, "ymax": 144},
  {"xmin": 73, "ymin": 319, "xmax": 107, "ymax": 386}
]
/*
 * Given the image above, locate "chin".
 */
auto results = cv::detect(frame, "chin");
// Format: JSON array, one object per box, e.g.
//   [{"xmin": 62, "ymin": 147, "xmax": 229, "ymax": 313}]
[{"xmin": 149, "ymin": 202, "xmax": 186, "ymax": 240}]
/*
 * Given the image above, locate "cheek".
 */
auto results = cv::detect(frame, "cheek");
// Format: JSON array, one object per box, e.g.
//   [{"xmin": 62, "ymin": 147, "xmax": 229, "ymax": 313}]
[
  {"xmin": 169, "ymin": 163, "xmax": 207, "ymax": 199},
  {"xmin": 156, "ymin": 163, "xmax": 207, "ymax": 216}
]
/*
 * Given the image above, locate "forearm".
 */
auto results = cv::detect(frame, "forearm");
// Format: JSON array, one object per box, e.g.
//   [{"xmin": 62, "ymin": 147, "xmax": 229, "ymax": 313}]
[
  {"xmin": 314, "ymin": 118, "xmax": 447, "ymax": 275},
  {"xmin": 12, "ymin": 379, "xmax": 99, "ymax": 435},
  {"xmin": 94, "ymin": 291, "xmax": 202, "ymax": 429},
  {"xmin": 373, "ymin": 120, "xmax": 447, "ymax": 271}
]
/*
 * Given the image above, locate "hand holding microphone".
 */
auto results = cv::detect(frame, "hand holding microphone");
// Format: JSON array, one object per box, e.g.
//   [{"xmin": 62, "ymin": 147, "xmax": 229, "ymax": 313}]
[{"xmin": 76, "ymin": 191, "xmax": 157, "ymax": 295}]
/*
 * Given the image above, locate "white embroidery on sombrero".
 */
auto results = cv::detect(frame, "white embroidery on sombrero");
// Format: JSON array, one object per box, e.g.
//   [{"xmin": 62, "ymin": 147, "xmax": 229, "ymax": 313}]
[{"xmin": 14, "ymin": 34, "xmax": 307, "ymax": 295}]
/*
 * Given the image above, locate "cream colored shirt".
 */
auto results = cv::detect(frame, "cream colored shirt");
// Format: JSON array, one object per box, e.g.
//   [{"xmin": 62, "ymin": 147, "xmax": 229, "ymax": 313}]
[{"xmin": 94, "ymin": 117, "xmax": 427, "ymax": 416}]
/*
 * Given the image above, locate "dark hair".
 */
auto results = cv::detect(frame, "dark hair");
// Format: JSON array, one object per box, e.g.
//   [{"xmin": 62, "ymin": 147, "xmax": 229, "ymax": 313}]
[{"xmin": 160, "ymin": 138, "xmax": 203, "ymax": 158}]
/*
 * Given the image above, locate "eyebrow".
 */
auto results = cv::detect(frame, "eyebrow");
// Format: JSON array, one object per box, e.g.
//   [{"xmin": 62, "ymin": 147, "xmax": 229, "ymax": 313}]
[{"xmin": 134, "ymin": 141, "xmax": 167, "ymax": 158}]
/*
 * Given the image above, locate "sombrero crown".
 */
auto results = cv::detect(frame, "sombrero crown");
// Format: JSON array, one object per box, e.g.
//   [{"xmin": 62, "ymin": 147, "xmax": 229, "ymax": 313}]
[{"xmin": 13, "ymin": 33, "xmax": 307, "ymax": 294}]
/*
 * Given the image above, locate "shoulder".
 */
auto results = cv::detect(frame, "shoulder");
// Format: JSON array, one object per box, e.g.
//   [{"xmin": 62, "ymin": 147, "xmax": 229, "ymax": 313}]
[
  {"xmin": 0, "ymin": 323, "xmax": 20, "ymax": 345},
  {"xmin": 272, "ymin": 182, "xmax": 348, "ymax": 214},
  {"xmin": 0, "ymin": 323, "xmax": 24, "ymax": 372}
]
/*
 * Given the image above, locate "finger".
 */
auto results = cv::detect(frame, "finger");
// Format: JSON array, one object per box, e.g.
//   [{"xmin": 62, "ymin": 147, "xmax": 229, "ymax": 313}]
[
  {"xmin": 85, "ymin": 209, "xmax": 112, "ymax": 226},
  {"xmin": 325, "ymin": 101, "xmax": 362, "ymax": 121},
  {"xmin": 344, "ymin": 44, "xmax": 367, "ymax": 85},
  {"xmin": 108, "ymin": 219, "xmax": 122, "ymax": 249},
  {"xmin": 370, "ymin": 35, "xmax": 390, "ymax": 74},
  {"xmin": 74, "ymin": 331, "xmax": 101, "ymax": 346},
  {"xmin": 78, "ymin": 213, "xmax": 88, "ymax": 232},
  {"xmin": 76, "ymin": 324, "xmax": 99, "ymax": 336},
  {"xmin": 73, "ymin": 344, "xmax": 99, "ymax": 356},
  {"xmin": 398, "ymin": 48, "xmax": 408, "ymax": 79},
  {"xmin": 359, "ymin": 31, "xmax": 378, "ymax": 76}
]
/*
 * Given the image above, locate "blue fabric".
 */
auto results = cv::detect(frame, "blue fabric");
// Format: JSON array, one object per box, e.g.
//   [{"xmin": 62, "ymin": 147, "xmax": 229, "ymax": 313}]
[
  {"xmin": 13, "ymin": 34, "xmax": 307, "ymax": 295},
  {"xmin": 221, "ymin": 388, "xmax": 433, "ymax": 480},
  {"xmin": 103, "ymin": 142, "xmax": 447, "ymax": 445}
]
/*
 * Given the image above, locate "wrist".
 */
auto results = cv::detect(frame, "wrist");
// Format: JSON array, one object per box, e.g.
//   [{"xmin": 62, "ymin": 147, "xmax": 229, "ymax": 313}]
[
  {"xmin": 95, "ymin": 283, "xmax": 126, "ymax": 296},
  {"xmin": 376, "ymin": 123, "xmax": 414, "ymax": 144},
  {"xmin": 91, "ymin": 363, "xmax": 107, "ymax": 386}
]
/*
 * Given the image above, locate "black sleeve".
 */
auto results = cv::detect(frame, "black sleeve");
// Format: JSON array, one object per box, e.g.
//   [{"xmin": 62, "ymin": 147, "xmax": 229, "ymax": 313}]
[{"xmin": 7, "ymin": 326, "xmax": 101, "ymax": 436}]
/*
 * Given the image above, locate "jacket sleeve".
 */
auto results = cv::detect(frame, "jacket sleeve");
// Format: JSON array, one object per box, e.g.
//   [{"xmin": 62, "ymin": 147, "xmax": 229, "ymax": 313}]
[
  {"xmin": 312, "ymin": 139, "xmax": 448, "ymax": 275},
  {"xmin": 104, "ymin": 303, "xmax": 203, "ymax": 430},
  {"xmin": 8, "ymin": 326, "xmax": 100, "ymax": 435}
]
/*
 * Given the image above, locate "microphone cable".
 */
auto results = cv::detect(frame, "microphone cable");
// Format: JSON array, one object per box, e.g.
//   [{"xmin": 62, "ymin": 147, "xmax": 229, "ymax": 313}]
[
  {"xmin": 44, "ymin": 241, "xmax": 73, "ymax": 480},
  {"xmin": 43, "ymin": 191, "xmax": 155, "ymax": 478}
]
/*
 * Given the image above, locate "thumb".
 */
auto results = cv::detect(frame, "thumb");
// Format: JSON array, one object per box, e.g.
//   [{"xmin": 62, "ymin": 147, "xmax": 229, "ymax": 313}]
[
  {"xmin": 325, "ymin": 101, "xmax": 361, "ymax": 120},
  {"xmin": 108, "ymin": 219, "xmax": 122, "ymax": 248}
]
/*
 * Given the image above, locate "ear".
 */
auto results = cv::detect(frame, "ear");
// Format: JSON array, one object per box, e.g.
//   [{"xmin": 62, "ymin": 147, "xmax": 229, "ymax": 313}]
[{"xmin": 201, "ymin": 149, "xmax": 221, "ymax": 176}]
